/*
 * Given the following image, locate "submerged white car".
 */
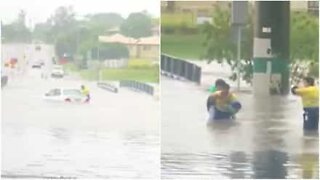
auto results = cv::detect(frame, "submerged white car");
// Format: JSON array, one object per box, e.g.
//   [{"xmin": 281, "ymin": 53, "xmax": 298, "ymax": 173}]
[{"xmin": 44, "ymin": 88, "xmax": 86, "ymax": 103}]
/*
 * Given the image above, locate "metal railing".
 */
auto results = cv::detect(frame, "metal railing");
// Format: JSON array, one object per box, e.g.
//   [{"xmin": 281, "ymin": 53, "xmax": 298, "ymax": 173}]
[
  {"xmin": 161, "ymin": 54, "xmax": 201, "ymax": 84},
  {"xmin": 97, "ymin": 82, "xmax": 118, "ymax": 93},
  {"xmin": 120, "ymin": 80, "xmax": 154, "ymax": 96}
]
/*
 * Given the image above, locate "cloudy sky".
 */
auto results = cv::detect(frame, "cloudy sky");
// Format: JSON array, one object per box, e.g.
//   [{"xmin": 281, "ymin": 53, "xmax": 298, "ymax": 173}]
[{"xmin": 0, "ymin": 0, "xmax": 160, "ymax": 26}]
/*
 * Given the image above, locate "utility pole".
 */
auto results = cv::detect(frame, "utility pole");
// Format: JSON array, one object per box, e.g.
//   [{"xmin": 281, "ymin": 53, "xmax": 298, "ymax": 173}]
[
  {"xmin": 232, "ymin": 1, "xmax": 247, "ymax": 91},
  {"xmin": 236, "ymin": 26, "xmax": 242, "ymax": 91},
  {"xmin": 253, "ymin": 1, "xmax": 290, "ymax": 95},
  {"xmin": 97, "ymin": 45, "xmax": 101, "ymax": 82}
]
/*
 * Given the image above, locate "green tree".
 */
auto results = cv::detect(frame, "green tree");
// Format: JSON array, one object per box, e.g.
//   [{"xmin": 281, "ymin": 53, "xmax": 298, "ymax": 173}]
[
  {"xmin": 120, "ymin": 12, "xmax": 152, "ymax": 38},
  {"xmin": 290, "ymin": 11, "xmax": 318, "ymax": 62},
  {"xmin": 201, "ymin": 5, "xmax": 254, "ymax": 83},
  {"xmin": 87, "ymin": 13, "xmax": 123, "ymax": 29},
  {"xmin": 33, "ymin": 21, "xmax": 54, "ymax": 43},
  {"xmin": 32, "ymin": 8, "xmax": 125, "ymax": 61},
  {"xmin": 202, "ymin": 6, "xmax": 318, "ymax": 84},
  {"xmin": 76, "ymin": 13, "xmax": 124, "ymax": 55},
  {"xmin": 48, "ymin": 6, "xmax": 78, "ymax": 58},
  {"xmin": 1, "ymin": 10, "xmax": 32, "ymax": 43},
  {"xmin": 202, "ymin": 6, "xmax": 234, "ymax": 64}
]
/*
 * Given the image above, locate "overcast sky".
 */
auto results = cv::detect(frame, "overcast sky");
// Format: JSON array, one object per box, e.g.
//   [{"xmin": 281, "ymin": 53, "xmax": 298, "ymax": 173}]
[{"xmin": 0, "ymin": 0, "xmax": 159, "ymax": 26}]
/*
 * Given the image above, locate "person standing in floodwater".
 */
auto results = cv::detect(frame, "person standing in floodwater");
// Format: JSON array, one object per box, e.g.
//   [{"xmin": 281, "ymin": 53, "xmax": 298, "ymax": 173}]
[
  {"xmin": 81, "ymin": 85, "xmax": 91, "ymax": 103},
  {"xmin": 291, "ymin": 77, "xmax": 319, "ymax": 131},
  {"xmin": 207, "ymin": 82, "xmax": 242, "ymax": 120}
]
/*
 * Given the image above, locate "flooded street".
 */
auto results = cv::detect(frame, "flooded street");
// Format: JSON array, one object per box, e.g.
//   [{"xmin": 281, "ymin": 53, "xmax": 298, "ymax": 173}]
[
  {"xmin": 161, "ymin": 77, "xmax": 319, "ymax": 179},
  {"xmin": 2, "ymin": 69, "xmax": 160, "ymax": 179}
]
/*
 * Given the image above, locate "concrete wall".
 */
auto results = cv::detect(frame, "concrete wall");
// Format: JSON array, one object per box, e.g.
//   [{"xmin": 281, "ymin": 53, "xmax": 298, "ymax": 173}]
[{"xmin": 127, "ymin": 44, "xmax": 159, "ymax": 61}]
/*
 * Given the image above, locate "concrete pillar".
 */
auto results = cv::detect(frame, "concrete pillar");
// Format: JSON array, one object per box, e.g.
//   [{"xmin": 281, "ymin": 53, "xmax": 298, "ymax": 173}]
[{"xmin": 253, "ymin": 2, "xmax": 290, "ymax": 95}]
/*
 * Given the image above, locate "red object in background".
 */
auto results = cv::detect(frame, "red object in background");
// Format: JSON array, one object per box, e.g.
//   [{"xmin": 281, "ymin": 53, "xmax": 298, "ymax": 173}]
[
  {"xmin": 10, "ymin": 58, "xmax": 18, "ymax": 65},
  {"xmin": 59, "ymin": 58, "xmax": 68, "ymax": 65},
  {"xmin": 8, "ymin": 58, "xmax": 18, "ymax": 68}
]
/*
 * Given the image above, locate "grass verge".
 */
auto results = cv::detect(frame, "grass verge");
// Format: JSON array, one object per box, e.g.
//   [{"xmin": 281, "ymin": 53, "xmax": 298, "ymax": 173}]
[
  {"xmin": 64, "ymin": 59, "xmax": 159, "ymax": 83},
  {"xmin": 161, "ymin": 33, "xmax": 205, "ymax": 60}
]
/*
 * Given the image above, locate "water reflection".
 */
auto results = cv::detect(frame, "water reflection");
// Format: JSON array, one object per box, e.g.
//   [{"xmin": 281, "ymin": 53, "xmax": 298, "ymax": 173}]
[
  {"xmin": 298, "ymin": 153, "xmax": 319, "ymax": 179},
  {"xmin": 228, "ymin": 151, "xmax": 251, "ymax": 179},
  {"xmin": 161, "ymin": 78, "xmax": 319, "ymax": 179},
  {"xmin": 162, "ymin": 150, "xmax": 319, "ymax": 179},
  {"xmin": 253, "ymin": 150, "xmax": 288, "ymax": 179}
]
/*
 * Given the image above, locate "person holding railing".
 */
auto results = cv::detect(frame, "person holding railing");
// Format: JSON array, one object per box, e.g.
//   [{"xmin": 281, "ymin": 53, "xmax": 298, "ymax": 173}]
[
  {"xmin": 81, "ymin": 85, "xmax": 91, "ymax": 103},
  {"xmin": 291, "ymin": 77, "xmax": 319, "ymax": 131}
]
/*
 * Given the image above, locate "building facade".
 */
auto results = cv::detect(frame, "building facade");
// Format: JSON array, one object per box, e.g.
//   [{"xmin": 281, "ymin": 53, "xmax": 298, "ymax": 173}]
[{"xmin": 99, "ymin": 34, "xmax": 159, "ymax": 61}]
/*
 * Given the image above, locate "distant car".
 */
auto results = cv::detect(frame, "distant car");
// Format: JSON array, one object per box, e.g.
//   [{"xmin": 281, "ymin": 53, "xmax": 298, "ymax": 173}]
[
  {"xmin": 51, "ymin": 65, "xmax": 64, "ymax": 78},
  {"xmin": 43, "ymin": 88, "xmax": 86, "ymax": 103},
  {"xmin": 32, "ymin": 60, "xmax": 44, "ymax": 68}
]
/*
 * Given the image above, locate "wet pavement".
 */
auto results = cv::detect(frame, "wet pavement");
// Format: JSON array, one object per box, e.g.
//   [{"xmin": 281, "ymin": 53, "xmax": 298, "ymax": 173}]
[
  {"xmin": 161, "ymin": 77, "xmax": 319, "ymax": 179},
  {"xmin": 2, "ymin": 68, "xmax": 160, "ymax": 179}
]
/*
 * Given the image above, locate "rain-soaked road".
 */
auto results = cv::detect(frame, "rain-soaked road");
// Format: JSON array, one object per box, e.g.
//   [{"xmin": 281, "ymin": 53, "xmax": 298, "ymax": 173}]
[
  {"xmin": 161, "ymin": 77, "xmax": 319, "ymax": 179},
  {"xmin": 2, "ymin": 68, "xmax": 160, "ymax": 179}
]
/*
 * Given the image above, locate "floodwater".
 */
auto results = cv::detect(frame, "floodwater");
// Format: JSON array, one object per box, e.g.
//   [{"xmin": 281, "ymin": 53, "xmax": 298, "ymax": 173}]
[
  {"xmin": 161, "ymin": 77, "xmax": 319, "ymax": 179},
  {"xmin": 2, "ymin": 69, "xmax": 160, "ymax": 179}
]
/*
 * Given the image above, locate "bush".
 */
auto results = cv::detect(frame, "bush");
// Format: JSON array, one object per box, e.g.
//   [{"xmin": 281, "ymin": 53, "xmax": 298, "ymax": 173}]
[
  {"xmin": 128, "ymin": 59, "xmax": 154, "ymax": 69},
  {"xmin": 179, "ymin": 26, "xmax": 199, "ymax": 34},
  {"xmin": 308, "ymin": 62, "xmax": 319, "ymax": 78},
  {"xmin": 161, "ymin": 26, "xmax": 176, "ymax": 34}
]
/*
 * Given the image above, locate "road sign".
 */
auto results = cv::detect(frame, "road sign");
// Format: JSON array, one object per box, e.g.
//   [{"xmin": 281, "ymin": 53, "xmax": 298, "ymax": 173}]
[{"xmin": 232, "ymin": 1, "xmax": 248, "ymax": 26}]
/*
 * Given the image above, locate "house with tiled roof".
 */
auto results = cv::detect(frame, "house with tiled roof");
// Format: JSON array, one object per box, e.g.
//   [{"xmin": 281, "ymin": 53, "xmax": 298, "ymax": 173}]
[{"xmin": 99, "ymin": 33, "xmax": 159, "ymax": 60}]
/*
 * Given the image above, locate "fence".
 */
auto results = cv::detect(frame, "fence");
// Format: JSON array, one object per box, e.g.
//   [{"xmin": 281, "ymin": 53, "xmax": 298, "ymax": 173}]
[
  {"xmin": 87, "ymin": 59, "xmax": 128, "ymax": 70},
  {"xmin": 161, "ymin": 54, "xmax": 201, "ymax": 84},
  {"xmin": 97, "ymin": 82, "xmax": 118, "ymax": 93},
  {"xmin": 103, "ymin": 59, "xmax": 128, "ymax": 68},
  {"xmin": 119, "ymin": 80, "xmax": 154, "ymax": 96}
]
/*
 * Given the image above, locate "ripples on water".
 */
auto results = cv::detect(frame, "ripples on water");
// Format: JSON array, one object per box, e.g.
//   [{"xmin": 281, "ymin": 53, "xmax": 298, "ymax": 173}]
[
  {"xmin": 161, "ymin": 78, "xmax": 319, "ymax": 179},
  {"xmin": 2, "ymin": 71, "xmax": 160, "ymax": 179},
  {"xmin": 162, "ymin": 149, "xmax": 319, "ymax": 179}
]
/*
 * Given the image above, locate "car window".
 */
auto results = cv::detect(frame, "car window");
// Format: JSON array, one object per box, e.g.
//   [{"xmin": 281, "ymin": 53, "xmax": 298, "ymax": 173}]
[
  {"xmin": 47, "ymin": 89, "xmax": 61, "ymax": 96},
  {"xmin": 63, "ymin": 89, "xmax": 82, "ymax": 96}
]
